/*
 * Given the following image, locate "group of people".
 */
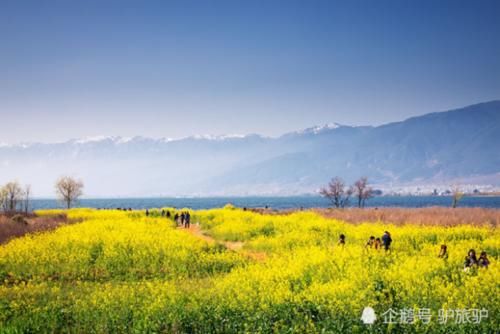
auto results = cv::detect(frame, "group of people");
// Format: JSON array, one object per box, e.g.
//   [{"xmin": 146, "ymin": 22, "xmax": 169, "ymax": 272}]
[
  {"xmin": 143, "ymin": 209, "xmax": 191, "ymax": 228},
  {"xmin": 337, "ymin": 233, "xmax": 491, "ymax": 270},
  {"xmin": 364, "ymin": 231, "xmax": 393, "ymax": 251},
  {"xmin": 336, "ymin": 231, "xmax": 393, "ymax": 251},
  {"xmin": 439, "ymin": 245, "xmax": 490, "ymax": 269},
  {"xmin": 462, "ymin": 248, "xmax": 490, "ymax": 269},
  {"xmin": 160, "ymin": 209, "xmax": 172, "ymax": 218},
  {"xmin": 173, "ymin": 211, "xmax": 191, "ymax": 228},
  {"xmin": 96, "ymin": 207, "xmax": 133, "ymax": 211}
]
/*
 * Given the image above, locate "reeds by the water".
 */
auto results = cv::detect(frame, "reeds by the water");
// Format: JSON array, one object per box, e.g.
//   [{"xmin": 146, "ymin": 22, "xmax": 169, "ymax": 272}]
[{"xmin": 315, "ymin": 207, "xmax": 499, "ymax": 227}]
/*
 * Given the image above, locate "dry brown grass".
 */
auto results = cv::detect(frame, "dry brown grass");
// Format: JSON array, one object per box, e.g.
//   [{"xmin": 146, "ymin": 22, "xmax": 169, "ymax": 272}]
[
  {"xmin": 0, "ymin": 213, "xmax": 77, "ymax": 245},
  {"xmin": 313, "ymin": 207, "xmax": 499, "ymax": 227}
]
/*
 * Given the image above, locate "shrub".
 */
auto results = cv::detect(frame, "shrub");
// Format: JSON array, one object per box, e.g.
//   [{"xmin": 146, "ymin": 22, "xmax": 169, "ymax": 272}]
[{"xmin": 10, "ymin": 214, "xmax": 27, "ymax": 225}]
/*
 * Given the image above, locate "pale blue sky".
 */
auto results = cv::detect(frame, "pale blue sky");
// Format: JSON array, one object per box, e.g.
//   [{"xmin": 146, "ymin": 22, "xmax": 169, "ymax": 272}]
[{"xmin": 1, "ymin": 0, "xmax": 499, "ymax": 143}]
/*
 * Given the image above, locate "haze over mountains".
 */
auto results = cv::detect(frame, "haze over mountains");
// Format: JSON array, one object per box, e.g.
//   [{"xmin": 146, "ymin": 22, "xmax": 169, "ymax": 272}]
[{"xmin": 1, "ymin": 101, "xmax": 499, "ymax": 197}]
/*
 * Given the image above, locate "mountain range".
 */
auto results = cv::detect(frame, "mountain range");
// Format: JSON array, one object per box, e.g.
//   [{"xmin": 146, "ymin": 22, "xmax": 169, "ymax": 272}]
[{"xmin": 1, "ymin": 101, "xmax": 499, "ymax": 197}]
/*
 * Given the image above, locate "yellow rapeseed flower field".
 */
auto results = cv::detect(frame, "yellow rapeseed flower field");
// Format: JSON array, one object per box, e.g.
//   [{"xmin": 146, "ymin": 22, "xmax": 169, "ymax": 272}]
[{"xmin": 0, "ymin": 208, "xmax": 498, "ymax": 333}]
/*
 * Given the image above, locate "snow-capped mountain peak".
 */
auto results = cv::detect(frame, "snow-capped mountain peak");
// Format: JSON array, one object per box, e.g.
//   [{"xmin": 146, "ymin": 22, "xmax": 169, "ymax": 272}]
[
  {"xmin": 73, "ymin": 136, "xmax": 120, "ymax": 144},
  {"xmin": 297, "ymin": 122, "xmax": 343, "ymax": 135},
  {"xmin": 189, "ymin": 134, "xmax": 249, "ymax": 141}
]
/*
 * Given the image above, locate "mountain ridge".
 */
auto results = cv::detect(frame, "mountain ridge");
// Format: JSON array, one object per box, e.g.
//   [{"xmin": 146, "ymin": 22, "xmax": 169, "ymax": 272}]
[
  {"xmin": 2, "ymin": 100, "xmax": 499, "ymax": 148},
  {"xmin": 1, "ymin": 100, "xmax": 499, "ymax": 196}
]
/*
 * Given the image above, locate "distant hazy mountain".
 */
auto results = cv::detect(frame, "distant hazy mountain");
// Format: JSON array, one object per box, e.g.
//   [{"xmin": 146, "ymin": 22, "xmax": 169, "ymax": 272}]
[{"xmin": 1, "ymin": 101, "xmax": 499, "ymax": 196}]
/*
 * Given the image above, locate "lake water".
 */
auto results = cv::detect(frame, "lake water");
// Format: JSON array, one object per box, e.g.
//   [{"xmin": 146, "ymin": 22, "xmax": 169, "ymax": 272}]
[{"xmin": 29, "ymin": 196, "xmax": 500, "ymax": 210}]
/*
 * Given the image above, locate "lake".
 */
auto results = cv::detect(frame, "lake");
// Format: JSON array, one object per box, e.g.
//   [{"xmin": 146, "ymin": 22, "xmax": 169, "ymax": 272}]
[{"xmin": 29, "ymin": 195, "xmax": 500, "ymax": 210}]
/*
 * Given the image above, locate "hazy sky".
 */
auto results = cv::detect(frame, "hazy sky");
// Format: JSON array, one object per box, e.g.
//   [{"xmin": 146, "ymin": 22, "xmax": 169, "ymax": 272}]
[{"xmin": 1, "ymin": 0, "xmax": 499, "ymax": 143}]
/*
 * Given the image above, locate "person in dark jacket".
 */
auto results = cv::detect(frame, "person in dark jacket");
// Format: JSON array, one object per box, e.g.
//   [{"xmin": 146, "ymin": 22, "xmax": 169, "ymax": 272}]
[
  {"xmin": 381, "ymin": 231, "xmax": 392, "ymax": 252},
  {"xmin": 338, "ymin": 234, "xmax": 346, "ymax": 246},
  {"xmin": 464, "ymin": 249, "xmax": 478, "ymax": 269},
  {"xmin": 478, "ymin": 251, "xmax": 490, "ymax": 268},
  {"xmin": 145, "ymin": 209, "xmax": 150, "ymax": 217},
  {"xmin": 180, "ymin": 212, "xmax": 185, "ymax": 226},
  {"xmin": 185, "ymin": 212, "xmax": 191, "ymax": 228}
]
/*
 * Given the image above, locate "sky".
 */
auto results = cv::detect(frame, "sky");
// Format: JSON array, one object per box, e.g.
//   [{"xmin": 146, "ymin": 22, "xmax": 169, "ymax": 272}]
[{"xmin": 1, "ymin": 0, "xmax": 500, "ymax": 144}]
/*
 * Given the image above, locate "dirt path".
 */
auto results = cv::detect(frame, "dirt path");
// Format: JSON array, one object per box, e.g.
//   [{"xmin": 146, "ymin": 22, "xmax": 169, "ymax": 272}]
[
  {"xmin": 178, "ymin": 224, "xmax": 266, "ymax": 260},
  {"xmin": 178, "ymin": 224, "xmax": 215, "ymax": 243},
  {"xmin": 178, "ymin": 224, "xmax": 244, "ymax": 250}
]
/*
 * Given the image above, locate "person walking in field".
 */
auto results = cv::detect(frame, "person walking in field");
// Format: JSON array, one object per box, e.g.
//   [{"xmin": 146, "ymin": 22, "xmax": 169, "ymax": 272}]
[
  {"xmin": 166, "ymin": 210, "xmax": 171, "ymax": 218},
  {"xmin": 185, "ymin": 212, "xmax": 191, "ymax": 228},
  {"xmin": 381, "ymin": 231, "xmax": 392, "ymax": 252},
  {"xmin": 180, "ymin": 212, "xmax": 185, "ymax": 227},
  {"xmin": 145, "ymin": 209, "xmax": 150, "ymax": 217},
  {"xmin": 478, "ymin": 251, "xmax": 490, "ymax": 268},
  {"xmin": 464, "ymin": 249, "xmax": 478, "ymax": 270},
  {"xmin": 365, "ymin": 236, "xmax": 375, "ymax": 249},
  {"xmin": 438, "ymin": 244, "xmax": 448, "ymax": 260},
  {"xmin": 338, "ymin": 234, "xmax": 346, "ymax": 246},
  {"xmin": 174, "ymin": 212, "xmax": 179, "ymax": 225},
  {"xmin": 373, "ymin": 238, "xmax": 382, "ymax": 250}
]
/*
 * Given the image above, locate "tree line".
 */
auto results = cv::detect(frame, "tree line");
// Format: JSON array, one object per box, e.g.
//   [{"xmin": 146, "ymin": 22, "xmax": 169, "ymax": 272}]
[
  {"xmin": 0, "ymin": 176, "xmax": 84, "ymax": 213},
  {"xmin": 320, "ymin": 176, "xmax": 373, "ymax": 208}
]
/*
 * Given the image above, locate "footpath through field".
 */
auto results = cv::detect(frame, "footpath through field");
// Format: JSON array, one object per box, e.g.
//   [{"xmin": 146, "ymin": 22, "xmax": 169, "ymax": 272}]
[{"xmin": 178, "ymin": 224, "xmax": 266, "ymax": 261}]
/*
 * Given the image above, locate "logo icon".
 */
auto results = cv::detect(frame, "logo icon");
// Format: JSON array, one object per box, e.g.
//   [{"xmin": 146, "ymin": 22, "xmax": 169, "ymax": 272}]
[{"xmin": 361, "ymin": 307, "xmax": 377, "ymax": 324}]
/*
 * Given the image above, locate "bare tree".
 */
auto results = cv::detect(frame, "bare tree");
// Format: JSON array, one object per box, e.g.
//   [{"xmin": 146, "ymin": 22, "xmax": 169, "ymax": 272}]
[
  {"xmin": 1, "ymin": 181, "xmax": 24, "ymax": 212},
  {"xmin": 451, "ymin": 185, "xmax": 463, "ymax": 208},
  {"xmin": 353, "ymin": 177, "xmax": 373, "ymax": 208},
  {"xmin": 361, "ymin": 186, "xmax": 373, "ymax": 208},
  {"xmin": 55, "ymin": 176, "xmax": 84, "ymax": 209},
  {"xmin": 0, "ymin": 187, "xmax": 7, "ymax": 212},
  {"xmin": 320, "ymin": 177, "xmax": 352, "ymax": 208},
  {"xmin": 22, "ymin": 185, "xmax": 32, "ymax": 214}
]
